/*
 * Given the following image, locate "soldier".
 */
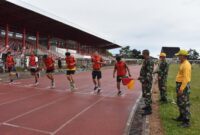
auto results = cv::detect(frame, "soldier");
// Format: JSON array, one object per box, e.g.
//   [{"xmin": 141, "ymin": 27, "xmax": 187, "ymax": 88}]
[
  {"xmin": 173, "ymin": 50, "xmax": 191, "ymax": 128},
  {"xmin": 138, "ymin": 50, "xmax": 154, "ymax": 115},
  {"xmin": 157, "ymin": 53, "xmax": 169, "ymax": 103}
]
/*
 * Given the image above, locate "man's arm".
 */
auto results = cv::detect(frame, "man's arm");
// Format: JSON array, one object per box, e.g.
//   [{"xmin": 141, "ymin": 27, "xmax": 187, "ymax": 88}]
[
  {"xmin": 113, "ymin": 65, "xmax": 117, "ymax": 78},
  {"xmin": 125, "ymin": 63, "xmax": 131, "ymax": 77}
]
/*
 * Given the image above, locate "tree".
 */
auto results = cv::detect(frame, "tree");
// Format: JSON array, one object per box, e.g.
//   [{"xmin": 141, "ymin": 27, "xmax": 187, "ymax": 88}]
[
  {"xmin": 119, "ymin": 46, "xmax": 132, "ymax": 58},
  {"xmin": 132, "ymin": 49, "xmax": 141, "ymax": 59},
  {"xmin": 188, "ymin": 49, "xmax": 199, "ymax": 60}
]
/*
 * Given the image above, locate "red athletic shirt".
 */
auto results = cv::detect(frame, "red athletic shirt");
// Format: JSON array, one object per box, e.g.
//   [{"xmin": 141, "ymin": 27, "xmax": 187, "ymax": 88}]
[
  {"xmin": 65, "ymin": 56, "xmax": 76, "ymax": 69},
  {"xmin": 6, "ymin": 56, "xmax": 15, "ymax": 68},
  {"xmin": 44, "ymin": 57, "xmax": 54, "ymax": 70},
  {"xmin": 115, "ymin": 61, "xmax": 127, "ymax": 76},
  {"xmin": 29, "ymin": 55, "xmax": 37, "ymax": 67},
  {"xmin": 92, "ymin": 55, "xmax": 103, "ymax": 70}
]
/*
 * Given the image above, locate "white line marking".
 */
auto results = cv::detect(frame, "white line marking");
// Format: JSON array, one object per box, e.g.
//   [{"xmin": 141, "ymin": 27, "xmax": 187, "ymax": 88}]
[
  {"xmin": 3, "ymin": 123, "xmax": 51, "ymax": 135},
  {"xmin": 52, "ymin": 98, "xmax": 105, "ymax": 134},
  {"xmin": 123, "ymin": 93, "xmax": 142, "ymax": 135},
  {"xmin": 0, "ymin": 93, "xmax": 42, "ymax": 106},
  {"xmin": 4, "ymin": 96, "xmax": 67, "ymax": 123},
  {"xmin": 52, "ymin": 90, "xmax": 114, "ymax": 135}
]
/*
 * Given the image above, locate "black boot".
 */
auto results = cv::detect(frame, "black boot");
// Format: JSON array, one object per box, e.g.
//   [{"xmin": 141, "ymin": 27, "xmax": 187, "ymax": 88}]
[
  {"xmin": 142, "ymin": 106, "xmax": 152, "ymax": 116},
  {"xmin": 142, "ymin": 106, "xmax": 148, "ymax": 110},
  {"xmin": 172, "ymin": 114, "xmax": 183, "ymax": 122},
  {"xmin": 179, "ymin": 119, "xmax": 190, "ymax": 128}
]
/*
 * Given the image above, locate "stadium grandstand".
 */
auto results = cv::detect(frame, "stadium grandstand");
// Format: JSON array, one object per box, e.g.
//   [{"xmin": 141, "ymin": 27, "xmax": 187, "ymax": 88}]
[{"xmin": 0, "ymin": 0, "xmax": 120, "ymax": 66}]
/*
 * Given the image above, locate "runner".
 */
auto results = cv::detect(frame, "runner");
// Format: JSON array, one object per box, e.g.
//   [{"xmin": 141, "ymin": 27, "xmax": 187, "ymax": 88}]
[
  {"xmin": 91, "ymin": 51, "xmax": 105, "ymax": 94},
  {"xmin": 43, "ymin": 54, "xmax": 55, "ymax": 89},
  {"xmin": 65, "ymin": 52, "xmax": 77, "ymax": 91},
  {"xmin": 29, "ymin": 52, "xmax": 40, "ymax": 86},
  {"xmin": 6, "ymin": 51, "xmax": 19, "ymax": 84},
  {"xmin": 113, "ymin": 56, "xmax": 131, "ymax": 96}
]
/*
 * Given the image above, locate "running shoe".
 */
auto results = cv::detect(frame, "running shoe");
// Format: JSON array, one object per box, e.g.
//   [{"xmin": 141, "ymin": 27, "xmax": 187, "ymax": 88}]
[
  {"xmin": 117, "ymin": 91, "xmax": 122, "ymax": 96},
  {"xmin": 97, "ymin": 87, "xmax": 101, "ymax": 94},
  {"xmin": 94, "ymin": 86, "xmax": 98, "ymax": 91}
]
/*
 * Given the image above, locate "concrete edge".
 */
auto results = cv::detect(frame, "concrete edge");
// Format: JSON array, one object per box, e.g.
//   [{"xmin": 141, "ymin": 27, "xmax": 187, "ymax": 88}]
[
  {"xmin": 123, "ymin": 93, "xmax": 142, "ymax": 135},
  {"xmin": 142, "ymin": 115, "xmax": 150, "ymax": 135}
]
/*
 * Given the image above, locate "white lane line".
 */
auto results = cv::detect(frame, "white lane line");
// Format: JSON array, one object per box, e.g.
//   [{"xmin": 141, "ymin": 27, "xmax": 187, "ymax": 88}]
[
  {"xmin": 52, "ymin": 90, "xmax": 115, "ymax": 135},
  {"xmin": 4, "ymin": 96, "xmax": 67, "ymax": 123},
  {"xmin": 0, "ymin": 93, "xmax": 42, "ymax": 106},
  {"xmin": 123, "ymin": 93, "xmax": 142, "ymax": 135},
  {"xmin": 3, "ymin": 123, "xmax": 51, "ymax": 135},
  {"xmin": 52, "ymin": 97, "xmax": 105, "ymax": 134}
]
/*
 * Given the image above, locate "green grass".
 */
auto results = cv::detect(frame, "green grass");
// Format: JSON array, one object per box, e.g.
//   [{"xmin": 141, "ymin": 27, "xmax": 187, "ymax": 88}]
[{"xmin": 160, "ymin": 64, "xmax": 200, "ymax": 135}]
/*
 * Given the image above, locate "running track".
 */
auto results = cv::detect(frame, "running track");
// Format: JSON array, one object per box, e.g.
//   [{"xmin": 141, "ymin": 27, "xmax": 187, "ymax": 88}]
[{"xmin": 0, "ymin": 66, "xmax": 141, "ymax": 135}]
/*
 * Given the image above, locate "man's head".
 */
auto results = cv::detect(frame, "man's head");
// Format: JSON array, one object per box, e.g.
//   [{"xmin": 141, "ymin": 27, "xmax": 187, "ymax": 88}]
[
  {"xmin": 94, "ymin": 51, "xmax": 98, "ymax": 56},
  {"xmin": 30, "ymin": 51, "xmax": 35, "ymax": 56},
  {"xmin": 159, "ymin": 53, "xmax": 166, "ymax": 61},
  {"xmin": 65, "ymin": 52, "xmax": 71, "ymax": 57},
  {"xmin": 142, "ymin": 49, "xmax": 150, "ymax": 59},
  {"xmin": 7, "ymin": 51, "xmax": 11, "ymax": 56},
  {"xmin": 175, "ymin": 50, "xmax": 188, "ymax": 62},
  {"xmin": 116, "ymin": 56, "xmax": 122, "ymax": 62}
]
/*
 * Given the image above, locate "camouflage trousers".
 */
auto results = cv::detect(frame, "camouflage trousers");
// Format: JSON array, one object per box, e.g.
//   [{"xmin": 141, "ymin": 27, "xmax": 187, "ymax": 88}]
[
  {"xmin": 142, "ymin": 81, "xmax": 152, "ymax": 107},
  {"xmin": 158, "ymin": 78, "xmax": 167, "ymax": 101},
  {"xmin": 176, "ymin": 82, "xmax": 191, "ymax": 121}
]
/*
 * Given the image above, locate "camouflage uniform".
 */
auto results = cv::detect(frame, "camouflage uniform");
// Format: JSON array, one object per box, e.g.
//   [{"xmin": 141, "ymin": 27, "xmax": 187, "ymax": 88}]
[
  {"xmin": 157, "ymin": 60, "xmax": 169, "ymax": 101},
  {"xmin": 139, "ymin": 58, "xmax": 154, "ymax": 108},
  {"xmin": 176, "ymin": 82, "xmax": 191, "ymax": 121}
]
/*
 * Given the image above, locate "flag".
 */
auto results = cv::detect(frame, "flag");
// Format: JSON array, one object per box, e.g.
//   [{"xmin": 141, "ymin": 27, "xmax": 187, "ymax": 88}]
[{"xmin": 122, "ymin": 77, "xmax": 135, "ymax": 90}]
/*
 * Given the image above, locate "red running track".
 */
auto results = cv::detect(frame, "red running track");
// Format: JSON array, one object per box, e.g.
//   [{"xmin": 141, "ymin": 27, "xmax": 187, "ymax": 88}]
[{"xmin": 0, "ymin": 66, "xmax": 141, "ymax": 135}]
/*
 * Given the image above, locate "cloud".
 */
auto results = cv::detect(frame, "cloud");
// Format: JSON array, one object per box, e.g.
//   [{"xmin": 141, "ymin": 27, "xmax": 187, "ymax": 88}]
[{"xmin": 21, "ymin": 0, "xmax": 200, "ymax": 57}]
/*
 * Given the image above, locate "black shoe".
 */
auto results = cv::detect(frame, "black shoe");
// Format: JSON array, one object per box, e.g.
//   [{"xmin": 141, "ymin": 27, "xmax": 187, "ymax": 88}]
[
  {"xmin": 94, "ymin": 86, "xmax": 98, "ymax": 91},
  {"xmin": 118, "ymin": 91, "xmax": 122, "ymax": 96},
  {"xmin": 142, "ymin": 106, "xmax": 148, "ymax": 110},
  {"xmin": 97, "ymin": 88, "xmax": 101, "ymax": 94},
  {"xmin": 178, "ymin": 122, "xmax": 190, "ymax": 128},
  {"xmin": 172, "ymin": 116, "xmax": 183, "ymax": 122},
  {"xmin": 142, "ymin": 110, "xmax": 152, "ymax": 116}
]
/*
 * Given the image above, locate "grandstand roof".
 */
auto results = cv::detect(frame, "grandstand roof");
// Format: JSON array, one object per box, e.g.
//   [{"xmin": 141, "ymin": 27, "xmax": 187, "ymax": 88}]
[
  {"xmin": 0, "ymin": 0, "xmax": 120, "ymax": 49},
  {"xmin": 161, "ymin": 47, "xmax": 180, "ymax": 58}
]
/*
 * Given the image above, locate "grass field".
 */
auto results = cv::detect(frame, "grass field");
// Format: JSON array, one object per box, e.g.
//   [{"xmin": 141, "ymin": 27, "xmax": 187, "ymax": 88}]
[{"xmin": 159, "ymin": 64, "xmax": 200, "ymax": 135}]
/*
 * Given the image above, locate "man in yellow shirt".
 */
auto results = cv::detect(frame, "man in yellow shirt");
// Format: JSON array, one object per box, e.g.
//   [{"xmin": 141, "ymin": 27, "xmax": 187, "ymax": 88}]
[{"xmin": 173, "ymin": 50, "xmax": 191, "ymax": 128}]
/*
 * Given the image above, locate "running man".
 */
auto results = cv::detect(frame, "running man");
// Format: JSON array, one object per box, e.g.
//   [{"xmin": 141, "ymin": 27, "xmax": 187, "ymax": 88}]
[
  {"xmin": 29, "ymin": 52, "xmax": 40, "ymax": 86},
  {"xmin": 6, "ymin": 52, "xmax": 19, "ymax": 84},
  {"xmin": 91, "ymin": 51, "xmax": 104, "ymax": 93},
  {"xmin": 43, "ymin": 54, "xmax": 55, "ymax": 89},
  {"xmin": 113, "ymin": 56, "xmax": 131, "ymax": 96},
  {"xmin": 65, "ymin": 52, "xmax": 77, "ymax": 91}
]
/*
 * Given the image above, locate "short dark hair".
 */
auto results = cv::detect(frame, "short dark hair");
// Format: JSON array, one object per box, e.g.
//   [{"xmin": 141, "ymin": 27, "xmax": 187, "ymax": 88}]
[
  {"xmin": 65, "ymin": 52, "xmax": 70, "ymax": 56},
  {"xmin": 43, "ymin": 54, "xmax": 47, "ymax": 59},
  {"xmin": 116, "ymin": 56, "xmax": 121, "ymax": 61},
  {"xmin": 142, "ymin": 49, "xmax": 150, "ymax": 56},
  {"xmin": 7, "ymin": 51, "xmax": 11, "ymax": 55}
]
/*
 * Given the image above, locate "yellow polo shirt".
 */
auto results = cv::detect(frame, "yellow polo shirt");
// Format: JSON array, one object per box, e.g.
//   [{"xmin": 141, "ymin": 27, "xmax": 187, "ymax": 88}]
[{"xmin": 176, "ymin": 60, "xmax": 191, "ymax": 91}]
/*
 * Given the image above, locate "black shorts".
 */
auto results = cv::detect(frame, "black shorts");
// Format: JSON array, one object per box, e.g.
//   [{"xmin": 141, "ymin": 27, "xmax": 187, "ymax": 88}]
[
  {"xmin": 92, "ymin": 70, "xmax": 102, "ymax": 79},
  {"xmin": 30, "ymin": 67, "xmax": 38, "ymax": 73},
  {"xmin": 116, "ymin": 76, "xmax": 126, "ymax": 82},
  {"xmin": 66, "ymin": 70, "xmax": 75, "ymax": 75},
  {"xmin": 46, "ymin": 69, "xmax": 54, "ymax": 73}
]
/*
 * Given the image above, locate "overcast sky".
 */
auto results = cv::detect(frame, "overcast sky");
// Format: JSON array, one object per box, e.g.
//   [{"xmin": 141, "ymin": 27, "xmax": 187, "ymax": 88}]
[{"xmin": 20, "ymin": 0, "xmax": 200, "ymax": 57}]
